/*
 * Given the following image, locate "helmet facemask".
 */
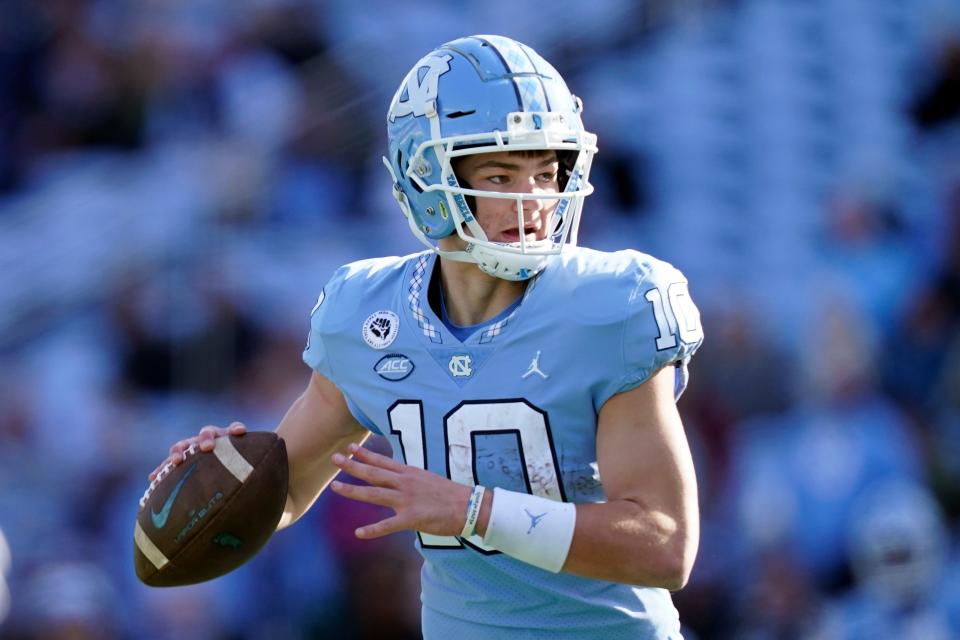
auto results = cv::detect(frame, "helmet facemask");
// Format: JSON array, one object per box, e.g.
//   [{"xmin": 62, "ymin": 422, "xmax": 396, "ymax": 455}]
[{"xmin": 399, "ymin": 115, "xmax": 596, "ymax": 280}]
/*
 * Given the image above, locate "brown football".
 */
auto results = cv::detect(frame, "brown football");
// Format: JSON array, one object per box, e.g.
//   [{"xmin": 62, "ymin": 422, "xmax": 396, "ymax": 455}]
[{"xmin": 134, "ymin": 432, "xmax": 288, "ymax": 587}]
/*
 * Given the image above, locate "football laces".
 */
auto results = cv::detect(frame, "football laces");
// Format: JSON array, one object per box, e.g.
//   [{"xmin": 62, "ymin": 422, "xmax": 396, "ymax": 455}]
[{"xmin": 139, "ymin": 443, "xmax": 199, "ymax": 508}]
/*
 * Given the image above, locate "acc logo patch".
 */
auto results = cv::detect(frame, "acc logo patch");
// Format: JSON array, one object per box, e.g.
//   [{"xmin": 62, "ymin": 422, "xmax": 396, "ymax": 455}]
[
  {"xmin": 374, "ymin": 353, "xmax": 415, "ymax": 381},
  {"xmin": 362, "ymin": 310, "xmax": 399, "ymax": 349}
]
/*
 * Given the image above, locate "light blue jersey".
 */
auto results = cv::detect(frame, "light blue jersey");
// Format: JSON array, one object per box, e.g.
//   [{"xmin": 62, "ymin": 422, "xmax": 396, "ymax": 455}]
[{"xmin": 303, "ymin": 247, "xmax": 703, "ymax": 639}]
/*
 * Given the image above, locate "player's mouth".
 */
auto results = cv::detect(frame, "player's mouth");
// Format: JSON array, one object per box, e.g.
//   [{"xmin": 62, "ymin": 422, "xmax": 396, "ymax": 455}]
[{"xmin": 499, "ymin": 221, "xmax": 542, "ymax": 243}]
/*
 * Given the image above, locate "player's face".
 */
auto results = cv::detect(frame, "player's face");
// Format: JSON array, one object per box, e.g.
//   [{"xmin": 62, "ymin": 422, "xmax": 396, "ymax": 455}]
[{"xmin": 453, "ymin": 151, "xmax": 560, "ymax": 243}]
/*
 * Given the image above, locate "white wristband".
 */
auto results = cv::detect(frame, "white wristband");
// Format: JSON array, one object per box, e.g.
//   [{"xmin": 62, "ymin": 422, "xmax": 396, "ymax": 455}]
[
  {"xmin": 460, "ymin": 485, "xmax": 486, "ymax": 538},
  {"xmin": 481, "ymin": 488, "xmax": 576, "ymax": 573}
]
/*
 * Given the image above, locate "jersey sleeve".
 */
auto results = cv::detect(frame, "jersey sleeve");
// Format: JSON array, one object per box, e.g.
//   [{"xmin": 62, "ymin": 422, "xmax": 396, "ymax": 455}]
[
  {"xmin": 302, "ymin": 265, "xmax": 349, "ymax": 380},
  {"xmin": 596, "ymin": 257, "xmax": 704, "ymax": 407},
  {"xmin": 301, "ymin": 266, "xmax": 383, "ymax": 434}
]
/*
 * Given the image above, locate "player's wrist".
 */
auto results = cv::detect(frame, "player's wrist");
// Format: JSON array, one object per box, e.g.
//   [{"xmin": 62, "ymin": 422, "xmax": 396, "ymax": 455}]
[
  {"xmin": 481, "ymin": 488, "xmax": 576, "ymax": 573},
  {"xmin": 474, "ymin": 487, "xmax": 493, "ymax": 538},
  {"xmin": 459, "ymin": 485, "xmax": 486, "ymax": 537}
]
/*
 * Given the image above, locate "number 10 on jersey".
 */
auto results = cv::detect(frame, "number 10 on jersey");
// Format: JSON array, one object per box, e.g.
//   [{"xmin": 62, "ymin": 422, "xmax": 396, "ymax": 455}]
[{"xmin": 388, "ymin": 399, "xmax": 565, "ymax": 552}]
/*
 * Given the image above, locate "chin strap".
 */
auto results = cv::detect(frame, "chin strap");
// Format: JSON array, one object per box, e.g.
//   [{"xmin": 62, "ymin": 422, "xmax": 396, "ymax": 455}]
[
  {"xmin": 429, "ymin": 239, "xmax": 544, "ymax": 281},
  {"xmin": 433, "ymin": 245, "xmax": 474, "ymax": 264}
]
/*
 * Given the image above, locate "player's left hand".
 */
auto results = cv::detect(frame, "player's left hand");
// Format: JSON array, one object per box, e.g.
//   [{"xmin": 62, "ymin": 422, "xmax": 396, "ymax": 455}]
[{"xmin": 330, "ymin": 443, "xmax": 471, "ymax": 539}]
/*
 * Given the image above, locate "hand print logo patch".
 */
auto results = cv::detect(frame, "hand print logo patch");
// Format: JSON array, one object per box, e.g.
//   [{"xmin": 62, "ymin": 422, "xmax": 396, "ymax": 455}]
[{"xmin": 363, "ymin": 310, "xmax": 400, "ymax": 349}]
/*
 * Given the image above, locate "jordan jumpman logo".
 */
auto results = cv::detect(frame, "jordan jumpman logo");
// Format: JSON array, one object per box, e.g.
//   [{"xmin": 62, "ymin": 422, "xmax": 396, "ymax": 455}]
[
  {"xmin": 524, "ymin": 508, "xmax": 547, "ymax": 534},
  {"xmin": 522, "ymin": 350, "xmax": 549, "ymax": 379}
]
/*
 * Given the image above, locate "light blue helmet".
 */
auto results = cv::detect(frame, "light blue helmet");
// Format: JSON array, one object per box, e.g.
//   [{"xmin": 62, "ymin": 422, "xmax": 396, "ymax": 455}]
[{"xmin": 383, "ymin": 35, "xmax": 597, "ymax": 280}]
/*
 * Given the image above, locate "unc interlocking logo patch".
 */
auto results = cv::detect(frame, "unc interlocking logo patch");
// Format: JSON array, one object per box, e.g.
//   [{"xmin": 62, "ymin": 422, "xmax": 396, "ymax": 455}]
[
  {"xmin": 389, "ymin": 53, "xmax": 453, "ymax": 122},
  {"xmin": 448, "ymin": 354, "xmax": 473, "ymax": 378},
  {"xmin": 362, "ymin": 310, "xmax": 399, "ymax": 349}
]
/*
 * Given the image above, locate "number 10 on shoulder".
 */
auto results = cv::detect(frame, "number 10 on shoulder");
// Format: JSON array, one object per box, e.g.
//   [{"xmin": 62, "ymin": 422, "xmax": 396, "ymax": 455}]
[{"xmin": 645, "ymin": 282, "xmax": 700, "ymax": 350}]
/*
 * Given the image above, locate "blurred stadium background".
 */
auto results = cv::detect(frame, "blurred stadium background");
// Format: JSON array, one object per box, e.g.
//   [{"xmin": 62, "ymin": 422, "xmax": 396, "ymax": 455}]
[{"xmin": 1, "ymin": 0, "xmax": 959, "ymax": 638}]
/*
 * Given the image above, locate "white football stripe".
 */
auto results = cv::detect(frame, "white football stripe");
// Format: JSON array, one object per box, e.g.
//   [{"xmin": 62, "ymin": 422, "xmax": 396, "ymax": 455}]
[
  {"xmin": 135, "ymin": 522, "xmax": 169, "ymax": 569},
  {"xmin": 213, "ymin": 436, "xmax": 253, "ymax": 483}
]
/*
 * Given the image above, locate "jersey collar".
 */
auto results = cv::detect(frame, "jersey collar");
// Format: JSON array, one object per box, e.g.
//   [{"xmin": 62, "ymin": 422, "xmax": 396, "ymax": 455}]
[{"xmin": 404, "ymin": 252, "xmax": 542, "ymax": 347}]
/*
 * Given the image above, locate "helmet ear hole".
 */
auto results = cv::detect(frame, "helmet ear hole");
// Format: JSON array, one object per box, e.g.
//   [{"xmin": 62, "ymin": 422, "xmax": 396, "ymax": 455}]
[{"xmin": 397, "ymin": 150, "xmax": 424, "ymax": 194}]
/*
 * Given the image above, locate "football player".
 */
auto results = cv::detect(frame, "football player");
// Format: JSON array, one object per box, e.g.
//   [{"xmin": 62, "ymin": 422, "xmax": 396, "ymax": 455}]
[{"xmin": 152, "ymin": 35, "xmax": 704, "ymax": 639}]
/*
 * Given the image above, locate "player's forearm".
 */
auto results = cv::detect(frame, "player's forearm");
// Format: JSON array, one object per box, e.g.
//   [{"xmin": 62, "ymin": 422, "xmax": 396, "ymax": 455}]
[
  {"xmin": 275, "ymin": 465, "xmax": 345, "ymax": 530},
  {"xmin": 277, "ymin": 435, "xmax": 368, "ymax": 530},
  {"xmin": 563, "ymin": 499, "xmax": 698, "ymax": 589},
  {"xmin": 276, "ymin": 463, "xmax": 335, "ymax": 530},
  {"xmin": 276, "ymin": 458, "xmax": 340, "ymax": 530},
  {"xmin": 277, "ymin": 494, "xmax": 299, "ymax": 530},
  {"xmin": 474, "ymin": 493, "xmax": 698, "ymax": 589},
  {"xmin": 273, "ymin": 374, "xmax": 370, "ymax": 530}
]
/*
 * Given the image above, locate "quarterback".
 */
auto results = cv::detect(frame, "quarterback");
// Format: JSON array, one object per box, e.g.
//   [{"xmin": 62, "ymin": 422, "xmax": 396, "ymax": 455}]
[{"xmin": 153, "ymin": 35, "xmax": 704, "ymax": 639}]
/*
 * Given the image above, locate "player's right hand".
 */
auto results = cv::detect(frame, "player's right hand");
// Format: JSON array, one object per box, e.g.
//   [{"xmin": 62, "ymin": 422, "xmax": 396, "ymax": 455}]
[{"xmin": 148, "ymin": 422, "xmax": 247, "ymax": 481}]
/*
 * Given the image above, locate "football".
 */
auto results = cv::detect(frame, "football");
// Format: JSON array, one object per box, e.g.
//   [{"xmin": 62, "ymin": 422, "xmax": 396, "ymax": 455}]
[{"xmin": 134, "ymin": 432, "xmax": 288, "ymax": 587}]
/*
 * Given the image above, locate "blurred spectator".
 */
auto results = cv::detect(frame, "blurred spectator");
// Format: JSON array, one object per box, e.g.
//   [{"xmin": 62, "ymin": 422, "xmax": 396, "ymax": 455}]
[
  {"xmin": 882, "ymin": 274, "xmax": 960, "ymax": 417},
  {"xmin": 111, "ymin": 271, "xmax": 266, "ymax": 396},
  {"xmin": 17, "ymin": 560, "xmax": 120, "ymax": 640},
  {"xmin": 731, "ymin": 297, "xmax": 923, "ymax": 589},
  {"xmin": 819, "ymin": 181, "xmax": 916, "ymax": 334},
  {"xmin": 730, "ymin": 547, "xmax": 823, "ymax": 640},
  {"xmin": 0, "ymin": 527, "xmax": 9, "ymax": 627},
  {"xmin": 911, "ymin": 31, "xmax": 960, "ymax": 130},
  {"xmin": 811, "ymin": 480, "xmax": 959, "ymax": 639},
  {"xmin": 932, "ymin": 328, "xmax": 960, "ymax": 517}
]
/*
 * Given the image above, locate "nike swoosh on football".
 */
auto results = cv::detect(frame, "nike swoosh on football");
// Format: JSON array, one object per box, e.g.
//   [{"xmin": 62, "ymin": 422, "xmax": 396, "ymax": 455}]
[{"xmin": 151, "ymin": 463, "xmax": 198, "ymax": 529}]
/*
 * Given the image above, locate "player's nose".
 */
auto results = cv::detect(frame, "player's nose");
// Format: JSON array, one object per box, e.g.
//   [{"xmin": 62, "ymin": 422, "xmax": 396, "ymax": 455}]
[{"xmin": 518, "ymin": 178, "xmax": 544, "ymax": 212}]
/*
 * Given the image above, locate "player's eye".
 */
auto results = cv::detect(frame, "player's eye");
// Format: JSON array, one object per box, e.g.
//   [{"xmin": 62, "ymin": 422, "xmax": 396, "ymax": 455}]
[{"xmin": 485, "ymin": 174, "xmax": 509, "ymax": 185}]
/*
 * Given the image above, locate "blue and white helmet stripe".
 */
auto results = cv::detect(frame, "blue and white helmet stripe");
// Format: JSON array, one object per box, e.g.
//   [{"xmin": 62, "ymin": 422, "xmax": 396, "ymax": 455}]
[{"xmin": 479, "ymin": 35, "xmax": 550, "ymax": 113}]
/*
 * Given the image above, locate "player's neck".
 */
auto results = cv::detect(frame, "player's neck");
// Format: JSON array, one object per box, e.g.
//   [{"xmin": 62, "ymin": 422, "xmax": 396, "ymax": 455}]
[{"xmin": 436, "ymin": 257, "xmax": 527, "ymax": 327}]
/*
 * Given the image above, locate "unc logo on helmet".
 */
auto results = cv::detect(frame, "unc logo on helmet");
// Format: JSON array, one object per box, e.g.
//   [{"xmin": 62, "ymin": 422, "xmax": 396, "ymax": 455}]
[
  {"xmin": 389, "ymin": 54, "xmax": 453, "ymax": 122},
  {"xmin": 382, "ymin": 35, "xmax": 598, "ymax": 282}
]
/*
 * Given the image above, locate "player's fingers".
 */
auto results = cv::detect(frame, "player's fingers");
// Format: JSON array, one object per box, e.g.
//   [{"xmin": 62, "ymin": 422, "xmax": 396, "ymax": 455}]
[
  {"xmin": 355, "ymin": 514, "xmax": 405, "ymax": 539},
  {"xmin": 332, "ymin": 453, "xmax": 398, "ymax": 488},
  {"xmin": 347, "ymin": 443, "xmax": 406, "ymax": 472},
  {"xmin": 198, "ymin": 425, "xmax": 220, "ymax": 438},
  {"xmin": 329, "ymin": 480, "xmax": 397, "ymax": 507},
  {"xmin": 197, "ymin": 425, "xmax": 221, "ymax": 451},
  {"xmin": 162, "ymin": 445, "xmax": 189, "ymax": 470},
  {"xmin": 168, "ymin": 439, "xmax": 191, "ymax": 456},
  {"xmin": 227, "ymin": 422, "xmax": 246, "ymax": 435}
]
